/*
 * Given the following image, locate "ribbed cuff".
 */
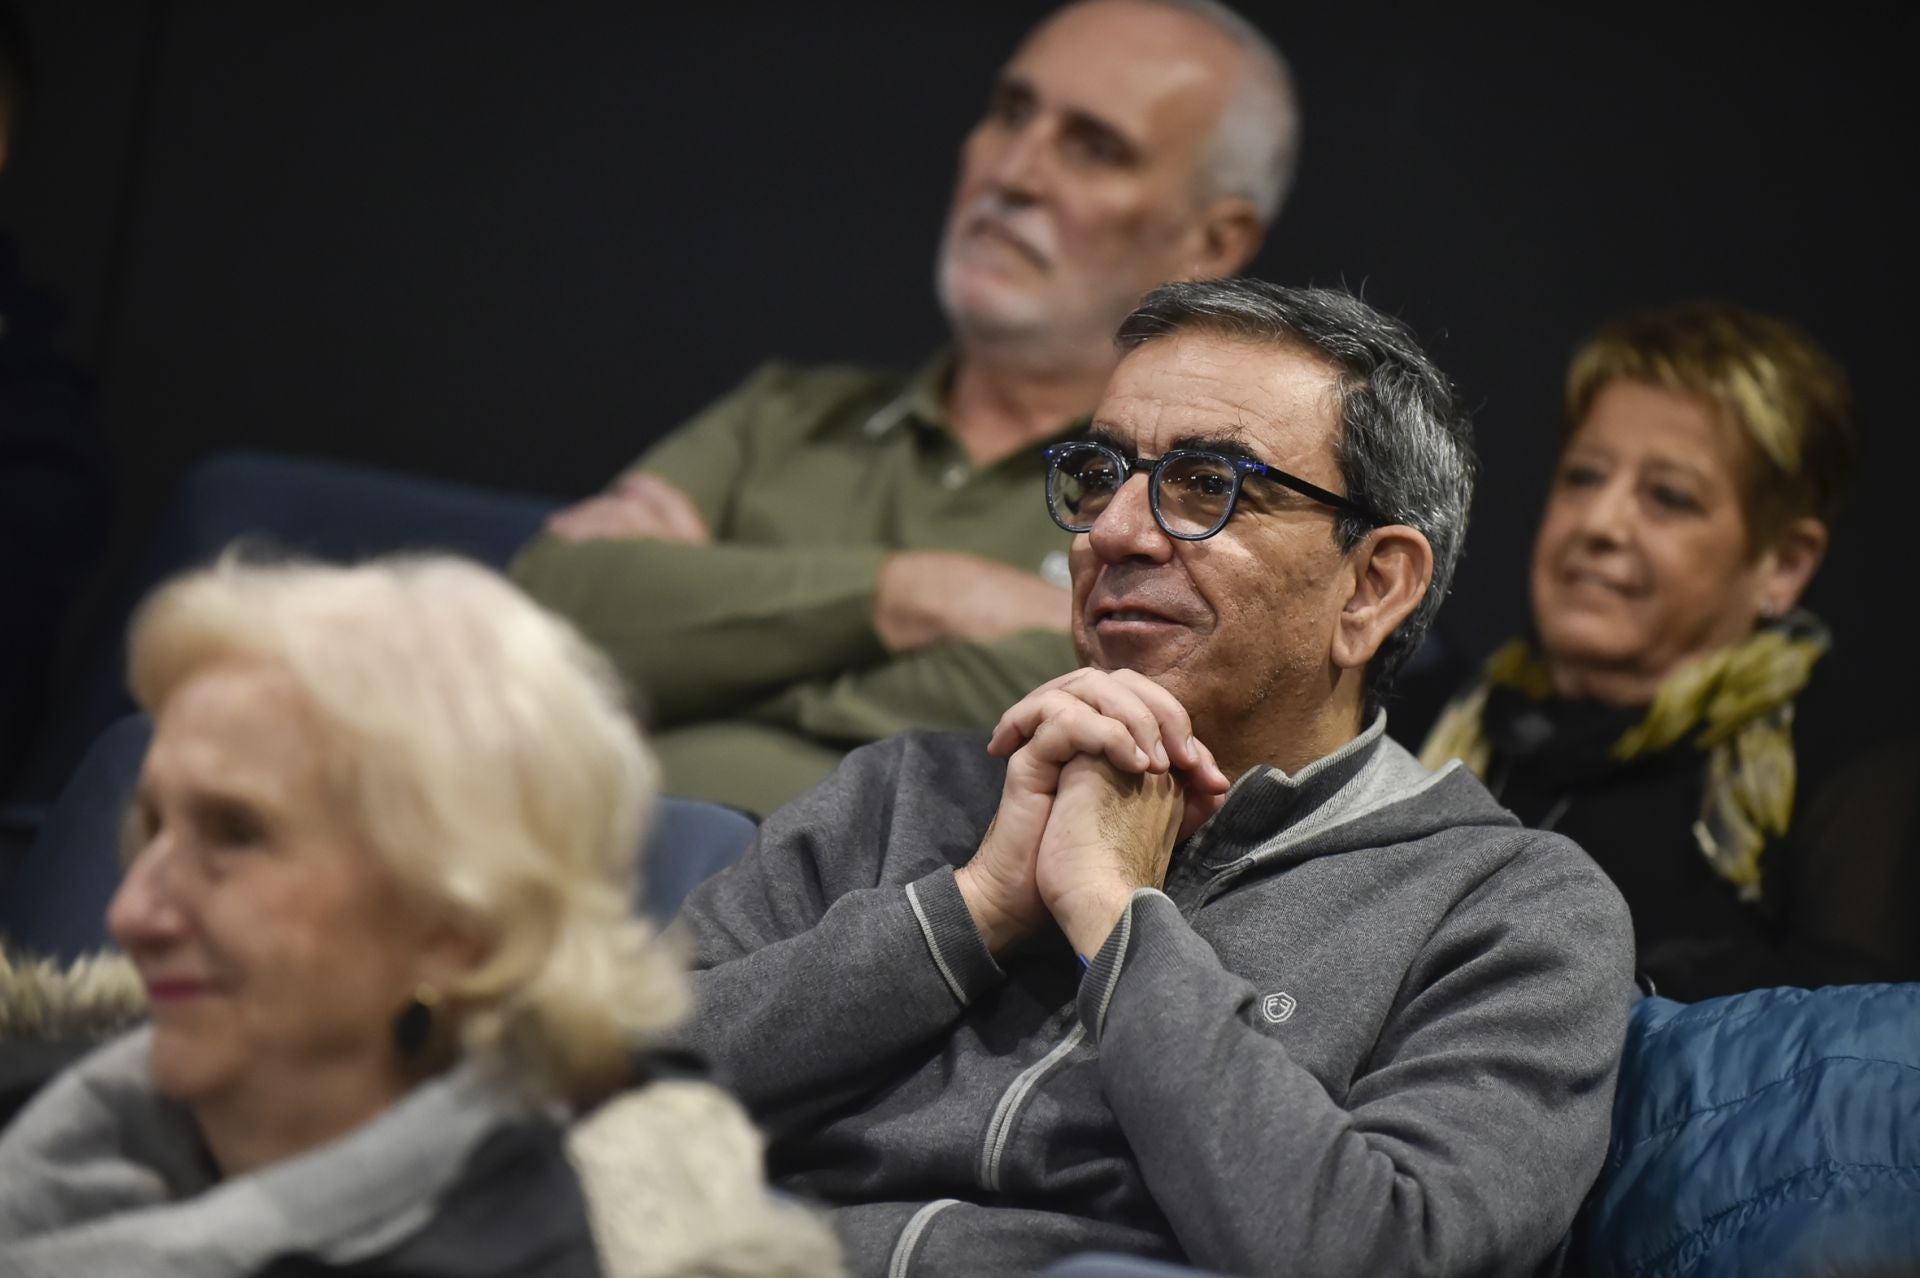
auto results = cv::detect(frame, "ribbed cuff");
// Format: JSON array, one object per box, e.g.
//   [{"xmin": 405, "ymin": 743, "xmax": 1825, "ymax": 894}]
[
  {"xmin": 905, "ymin": 867, "xmax": 1005, "ymax": 1007},
  {"xmin": 1075, "ymin": 888, "xmax": 1171, "ymax": 1042}
]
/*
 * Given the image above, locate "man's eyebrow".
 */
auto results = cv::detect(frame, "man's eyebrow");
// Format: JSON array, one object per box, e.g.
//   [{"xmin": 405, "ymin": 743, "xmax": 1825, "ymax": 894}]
[
  {"xmin": 1060, "ymin": 107, "xmax": 1140, "ymax": 162},
  {"xmin": 1169, "ymin": 433, "xmax": 1265, "ymax": 464},
  {"xmin": 991, "ymin": 74, "xmax": 1141, "ymax": 164},
  {"xmin": 1080, "ymin": 428, "xmax": 1273, "ymax": 466},
  {"xmin": 988, "ymin": 74, "xmax": 1036, "ymax": 108}
]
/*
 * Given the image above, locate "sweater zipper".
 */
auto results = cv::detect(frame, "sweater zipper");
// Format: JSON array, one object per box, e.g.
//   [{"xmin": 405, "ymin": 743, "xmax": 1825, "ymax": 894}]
[{"xmin": 977, "ymin": 1021, "xmax": 1086, "ymax": 1192}]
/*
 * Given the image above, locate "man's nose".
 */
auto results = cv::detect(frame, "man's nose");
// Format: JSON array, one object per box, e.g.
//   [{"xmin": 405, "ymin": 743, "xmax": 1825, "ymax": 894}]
[
  {"xmin": 107, "ymin": 839, "xmax": 189, "ymax": 952},
  {"xmin": 985, "ymin": 115, "xmax": 1055, "ymax": 201},
  {"xmin": 1087, "ymin": 475, "xmax": 1174, "ymax": 563}
]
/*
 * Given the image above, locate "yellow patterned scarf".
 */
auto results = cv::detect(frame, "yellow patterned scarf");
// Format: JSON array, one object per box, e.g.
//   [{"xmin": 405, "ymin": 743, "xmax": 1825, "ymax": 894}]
[{"xmin": 1419, "ymin": 615, "xmax": 1828, "ymax": 900}]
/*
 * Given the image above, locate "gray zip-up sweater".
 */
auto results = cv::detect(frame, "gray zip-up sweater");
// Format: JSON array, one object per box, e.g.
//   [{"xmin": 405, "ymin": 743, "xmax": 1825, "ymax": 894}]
[{"xmin": 675, "ymin": 718, "xmax": 1635, "ymax": 1277}]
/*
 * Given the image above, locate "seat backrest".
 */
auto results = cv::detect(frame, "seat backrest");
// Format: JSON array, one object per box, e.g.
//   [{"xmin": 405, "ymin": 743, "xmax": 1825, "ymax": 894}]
[
  {"xmin": 640, "ymin": 799, "xmax": 756, "ymax": 922},
  {"xmin": 0, "ymin": 713, "xmax": 752, "ymax": 961},
  {"xmin": 0, "ymin": 716, "xmax": 152, "ymax": 964}
]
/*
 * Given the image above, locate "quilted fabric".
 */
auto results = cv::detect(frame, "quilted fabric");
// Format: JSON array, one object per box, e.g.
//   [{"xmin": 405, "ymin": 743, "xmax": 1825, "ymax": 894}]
[{"xmin": 1579, "ymin": 984, "xmax": 1920, "ymax": 1278}]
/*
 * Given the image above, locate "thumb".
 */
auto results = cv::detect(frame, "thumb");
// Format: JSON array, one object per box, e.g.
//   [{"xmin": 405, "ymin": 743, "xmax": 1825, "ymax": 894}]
[{"xmin": 1178, "ymin": 788, "xmax": 1225, "ymax": 843}]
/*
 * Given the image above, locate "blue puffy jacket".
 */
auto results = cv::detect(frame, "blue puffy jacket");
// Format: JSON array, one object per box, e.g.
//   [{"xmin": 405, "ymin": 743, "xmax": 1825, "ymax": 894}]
[{"xmin": 1578, "ymin": 984, "xmax": 1920, "ymax": 1278}]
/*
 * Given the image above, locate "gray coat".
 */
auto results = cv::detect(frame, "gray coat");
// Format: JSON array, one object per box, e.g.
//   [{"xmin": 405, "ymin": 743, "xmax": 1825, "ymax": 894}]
[
  {"xmin": 674, "ymin": 719, "xmax": 1637, "ymax": 1278},
  {"xmin": 0, "ymin": 1026, "xmax": 844, "ymax": 1278}
]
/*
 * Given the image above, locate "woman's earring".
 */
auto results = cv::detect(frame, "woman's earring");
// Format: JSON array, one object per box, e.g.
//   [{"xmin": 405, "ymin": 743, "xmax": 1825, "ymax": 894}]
[{"xmin": 393, "ymin": 984, "xmax": 441, "ymax": 1059}]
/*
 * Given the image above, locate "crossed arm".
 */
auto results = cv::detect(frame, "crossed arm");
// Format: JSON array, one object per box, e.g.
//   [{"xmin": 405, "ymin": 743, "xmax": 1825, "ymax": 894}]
[{"xmin": 512, "ymin": 471, "xmax": 1071, "ymax": 729}]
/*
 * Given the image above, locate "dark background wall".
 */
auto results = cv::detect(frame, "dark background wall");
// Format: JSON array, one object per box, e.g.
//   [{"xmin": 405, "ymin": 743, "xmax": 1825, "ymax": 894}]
[{"xmin": 3, "ymin": 1, "xmax": 1913, "ymax": 770}]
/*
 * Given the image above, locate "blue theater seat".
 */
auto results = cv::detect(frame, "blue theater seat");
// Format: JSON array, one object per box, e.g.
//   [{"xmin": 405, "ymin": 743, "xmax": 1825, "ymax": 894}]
[
  {"xmin": 17, "ymin": 451, "xmax": 558, "ymax": 814},
  {"xmin": 0, "ymin": 714, "xmax": 753, "ymax": 963}
]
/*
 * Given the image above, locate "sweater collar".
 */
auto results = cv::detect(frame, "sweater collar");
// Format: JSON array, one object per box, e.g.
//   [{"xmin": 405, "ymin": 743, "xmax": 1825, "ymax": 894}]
[{"xmin": 1185, "ymin": 713, "xmax": 1389, "ymax": 869}]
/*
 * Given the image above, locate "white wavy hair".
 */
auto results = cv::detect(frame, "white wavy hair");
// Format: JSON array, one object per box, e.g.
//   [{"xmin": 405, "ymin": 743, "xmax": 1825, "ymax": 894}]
[{"xmin": 127, "ymin": 550, "xmax": 685, "ymax": 1107}]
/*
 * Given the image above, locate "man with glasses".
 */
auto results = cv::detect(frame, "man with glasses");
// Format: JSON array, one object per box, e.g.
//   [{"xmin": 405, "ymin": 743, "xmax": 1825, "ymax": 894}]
[
  {"xmin": 510, "ymin": 0, "xmax": 1297, "ymax": 816},
  {"xmin": 675, "ymin": 278, "xmax": 1637, "ymax": 1276},
  {"xmin": 1044, "ymin": 437, "xmax": 1388, "ymax": 540}
]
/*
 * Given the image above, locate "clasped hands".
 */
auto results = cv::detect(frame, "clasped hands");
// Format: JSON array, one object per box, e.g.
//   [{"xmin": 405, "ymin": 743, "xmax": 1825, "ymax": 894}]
[{"xmin": 955, "ymin": 668, "xmax": 1234, "ymax": 961}]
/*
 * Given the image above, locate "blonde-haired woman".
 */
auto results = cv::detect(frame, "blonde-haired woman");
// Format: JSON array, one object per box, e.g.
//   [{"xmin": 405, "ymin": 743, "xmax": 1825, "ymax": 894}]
[
  {"xmin": 0, "ymin": 553, "xmax": 841, "ymax": 1277},
  {"xmin": 1422, "ymin": 301, "xmax": 1875, "ymax": 1002}
]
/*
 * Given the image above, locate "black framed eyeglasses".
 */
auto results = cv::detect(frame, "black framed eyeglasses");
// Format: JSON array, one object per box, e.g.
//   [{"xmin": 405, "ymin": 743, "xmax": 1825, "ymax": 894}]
[{"xmin": 1043, "ymin": 440, "xmax": 1386, "ymax": 541}]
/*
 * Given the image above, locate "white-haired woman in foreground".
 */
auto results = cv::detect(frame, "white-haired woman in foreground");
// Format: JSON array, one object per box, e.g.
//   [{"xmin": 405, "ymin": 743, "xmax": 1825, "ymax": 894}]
[{"xmin": 0, "ymin": 553, "xmax": 841, "ymax": 1278}]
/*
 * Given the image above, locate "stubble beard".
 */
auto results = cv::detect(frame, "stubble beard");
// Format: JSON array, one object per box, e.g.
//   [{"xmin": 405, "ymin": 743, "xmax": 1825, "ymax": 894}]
[{"xmin": 937, "ymin": 252, "xmax": 1129, "ymax": 378}]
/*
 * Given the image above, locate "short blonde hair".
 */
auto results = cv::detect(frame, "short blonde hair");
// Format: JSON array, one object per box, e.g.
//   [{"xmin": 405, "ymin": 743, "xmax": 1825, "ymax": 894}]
[
  {"xmin": 127, "ymin": 550, "xmax": 685, "ymax": 1107},
  {"xmin": 1566, "ymin": 300, "xmax": 1858, "ymax": 543}
]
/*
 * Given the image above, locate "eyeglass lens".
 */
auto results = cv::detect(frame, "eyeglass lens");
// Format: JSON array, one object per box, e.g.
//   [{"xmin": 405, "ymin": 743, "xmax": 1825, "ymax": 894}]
[{"xmin": 1050, "ymin": 445, "xmax": 1238, "ymax": 537}]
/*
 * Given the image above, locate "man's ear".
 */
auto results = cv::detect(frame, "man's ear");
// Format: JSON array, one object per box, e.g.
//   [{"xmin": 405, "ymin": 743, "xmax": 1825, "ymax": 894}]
[
  {"xmin": 1331, "ymin": 525, "xmax": 1434, "ymax": 672},
  {"xmin": 1756, "ymin": 516, "xmax": 1829, "ymax": 617},
  {"xmin": 1184, "ymin": 196, "xmax": 1265, "ymax": 280}
]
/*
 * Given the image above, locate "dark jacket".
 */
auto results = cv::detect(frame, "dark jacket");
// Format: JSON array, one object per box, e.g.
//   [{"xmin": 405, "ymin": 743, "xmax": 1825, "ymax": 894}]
[
  {"xmin": 1477, "ymin": 683, "xmax": 1893, "ymax": 1000},
  {"xmin": 1576, "ymin": 984, "xmax": 1920, "ymax": 1278}
]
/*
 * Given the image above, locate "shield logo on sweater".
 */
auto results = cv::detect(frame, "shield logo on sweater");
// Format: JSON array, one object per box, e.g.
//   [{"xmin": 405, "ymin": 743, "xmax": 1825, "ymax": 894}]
[{"xmin": 1261, "ymin": 992, "xmax": 1297, "ymax": 1024}]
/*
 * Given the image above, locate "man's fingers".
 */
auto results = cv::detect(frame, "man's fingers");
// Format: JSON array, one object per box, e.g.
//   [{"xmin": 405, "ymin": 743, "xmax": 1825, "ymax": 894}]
[
  {"xmin": 658, "ymin": 488, "xmax": 712, "ymax": 542},
  {"xmin": 985, "ymin": 719, "xmax": 1025, "ymax": 758},
  {"xmin": 988, "ymin": 669, "xmax": 1232, "ymax": 793},
  {"xmin": 614, "ymin": 471, "xmax": 680, "ymax": 503},
  {"xmin": 547, "ymin": 490, "xmax": 689, "ymax": 543},
  {"xmin": 616, "ymin": 473, "xmax": 710, "ymax": 543},
  {"xmin": 996, "ymin": 688, "xmax": 1161, "ymax": 772},
  {"xmin": 1101, "ymin": 669, "xmax": 1205, "ymax": 772},
  {"xmin": 989, "ymin": 689, "xmax": 1086, "ymax": 759},
  {"xmin": 547, "ymin": 498, "xmax": 625, "ymax": 541},
  {"xmin": 555, "ymin": 511, "xmax": 635, "ymax": 542},
  {"xmin": 1027, "ymin": 709, "xmax": 1153, "ymax": 774},
  {"xmin": 1046, "ymin": 668, "xmax": 1206, "ymax": 774},
  {"xmin": 988, "ymin": 672, "xmax": 1089, "ymax": 755},
  {"xmin": 1178, "ymin": 789, "xmax": 1228, "ymax": 843},
  {"xmin": 1187, "ymin": 738, "xmax": 1234, "ymax": 793},
  {"xmin": 992, "ymin": 671, "xmax": 1182, "ymax": 771},
  {"xmin": 659, "ymin": 497, "xmax": 708, "ymax": 542},
  {"xmin": 1053, "ymin": 670, "xmax": 1175, "ymax": 770}
]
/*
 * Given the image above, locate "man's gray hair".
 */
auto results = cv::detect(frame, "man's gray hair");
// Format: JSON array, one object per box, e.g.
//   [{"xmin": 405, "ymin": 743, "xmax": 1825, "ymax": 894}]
[
  {"xmin": 1151, "ymin": 0, "xmax": 1300, "ymax": 222},
  {"xmin": 1117, "ymin": 279, "xmax": 1476, "ymax": 709}
]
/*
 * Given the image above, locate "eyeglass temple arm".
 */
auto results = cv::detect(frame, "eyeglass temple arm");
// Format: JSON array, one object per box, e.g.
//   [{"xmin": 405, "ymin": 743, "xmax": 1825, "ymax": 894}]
[{"xmin": 1242, "ymin": 460, "xmax": 1388, "ymax": 527}]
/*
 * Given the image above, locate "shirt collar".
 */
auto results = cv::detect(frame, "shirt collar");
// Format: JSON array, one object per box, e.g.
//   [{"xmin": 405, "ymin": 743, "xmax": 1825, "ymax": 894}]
[
  {"xmin": 860, "ymin": 349, "xmax": 1090, "ymax": 462},
  {"xmin": 861, "ymin": 349, "xmax": 958, "ymax": 440}
]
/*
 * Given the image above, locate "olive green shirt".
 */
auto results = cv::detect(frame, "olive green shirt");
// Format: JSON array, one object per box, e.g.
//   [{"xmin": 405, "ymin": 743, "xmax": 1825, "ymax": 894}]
[{"xmin": 510, "ymin": 355, "xmax": 1081, "ymax": 815}]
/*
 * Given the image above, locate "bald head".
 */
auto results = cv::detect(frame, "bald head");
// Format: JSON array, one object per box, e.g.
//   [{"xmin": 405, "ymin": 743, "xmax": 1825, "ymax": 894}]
[
  {"xmin": 1059, "ymin": 0, "xmax": 1299, "ymax": 221},
  {"xmin": 936, "ymin": 0, "xmax": 1297, "ymax": 371}
]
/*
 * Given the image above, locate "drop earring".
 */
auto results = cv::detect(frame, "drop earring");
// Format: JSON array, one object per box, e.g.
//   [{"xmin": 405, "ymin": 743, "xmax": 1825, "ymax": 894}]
[{"xmin": 393, "ymin": 984, "xmax": 440, "ymax": 1059}]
